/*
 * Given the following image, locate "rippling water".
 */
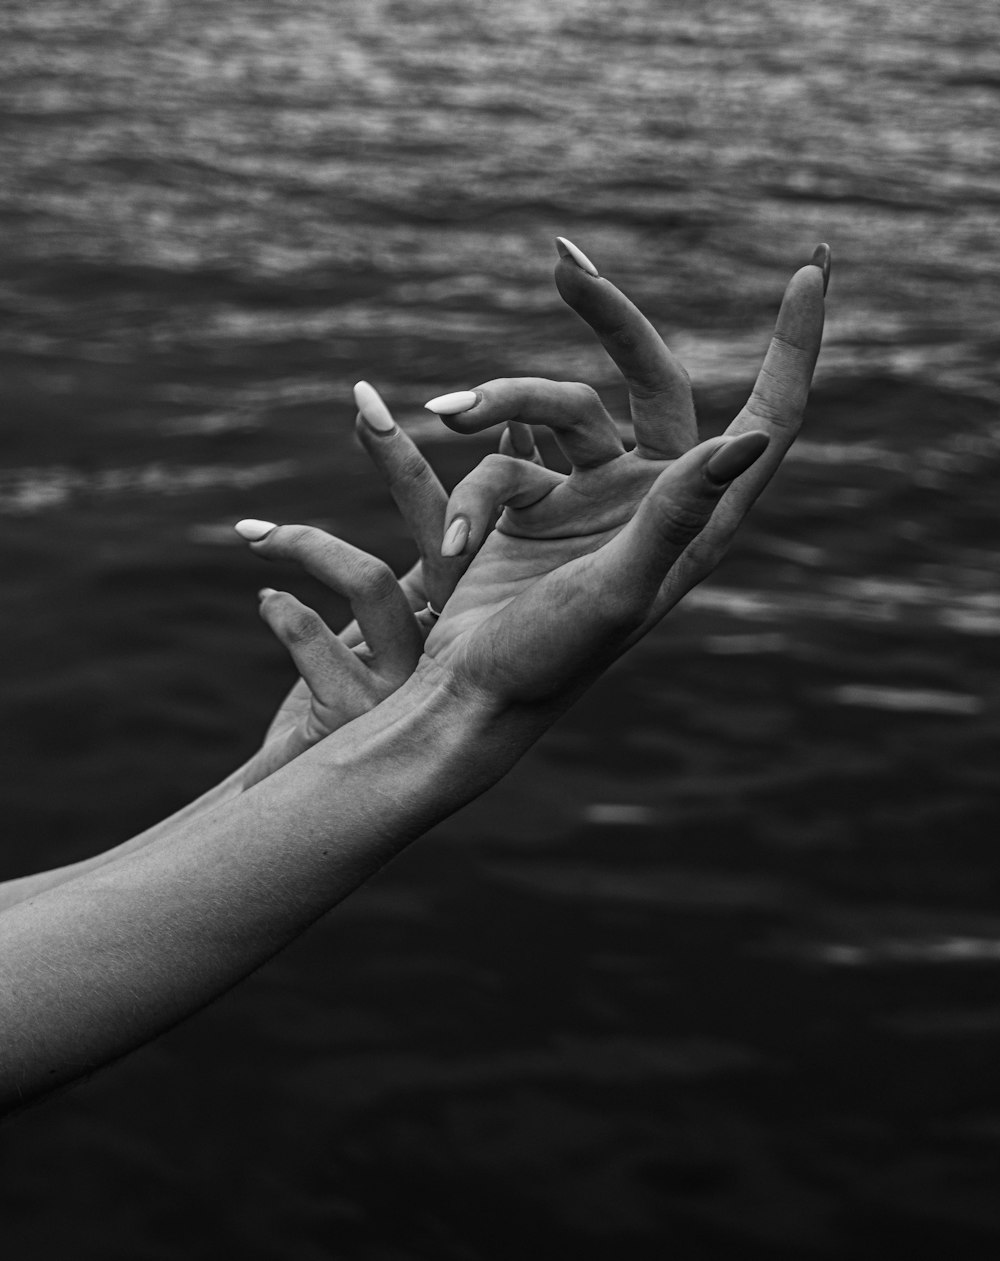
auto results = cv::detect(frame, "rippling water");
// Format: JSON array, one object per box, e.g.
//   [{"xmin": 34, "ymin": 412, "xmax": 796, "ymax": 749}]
[{"xmin": 1, "ymin": 1, "xmax": 999, "ymax": 1257}]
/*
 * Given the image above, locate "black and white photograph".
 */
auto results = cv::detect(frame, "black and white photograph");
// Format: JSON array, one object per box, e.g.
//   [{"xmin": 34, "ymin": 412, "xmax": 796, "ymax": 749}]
[{"xmin": 0, "ymin": 1, "xmax": 997, "ymax": 1257}]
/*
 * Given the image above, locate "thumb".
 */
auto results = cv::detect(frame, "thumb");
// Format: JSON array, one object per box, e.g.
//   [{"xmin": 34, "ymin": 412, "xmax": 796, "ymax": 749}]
[{"xmin": 602, "ymin": 430, "xmax": 770, "ymax": 608}]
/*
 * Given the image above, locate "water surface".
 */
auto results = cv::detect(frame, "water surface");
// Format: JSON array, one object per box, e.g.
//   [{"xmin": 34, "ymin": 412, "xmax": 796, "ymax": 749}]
[{"xmin": 1, "ymin": 2, "xmax": 999, "ymax": 1257}]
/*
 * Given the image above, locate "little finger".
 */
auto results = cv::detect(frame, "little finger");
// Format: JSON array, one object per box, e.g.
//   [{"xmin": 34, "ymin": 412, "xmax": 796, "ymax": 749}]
[{"xmin": 257, "ymin": 588, "xmax": 375, "ymax": 720}]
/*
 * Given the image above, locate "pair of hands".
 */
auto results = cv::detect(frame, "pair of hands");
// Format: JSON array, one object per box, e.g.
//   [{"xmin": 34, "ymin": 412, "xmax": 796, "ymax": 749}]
[{"xmin": 238, "ymin": 238, "xmax": 828, "ymax": 786}]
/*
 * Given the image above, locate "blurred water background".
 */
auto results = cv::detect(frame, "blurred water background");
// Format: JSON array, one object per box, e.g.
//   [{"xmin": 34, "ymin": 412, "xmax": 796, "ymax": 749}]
[{"xmin": 1, "ymin": 0, "xmax": 999, "ymax": 1256}]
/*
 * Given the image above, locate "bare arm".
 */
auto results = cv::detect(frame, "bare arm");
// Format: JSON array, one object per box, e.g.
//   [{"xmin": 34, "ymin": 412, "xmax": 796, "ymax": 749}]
[
  {"xmin": 0, "ymin": 241, "xmax": 826, "ymax": 1118},
  {"xmin": 0, "ymin": 761, "xmax": 251, "ymax": 916},
  {"xmin": 0, "ymin": 664, "xmax": 537, "ymax": 1117},
  {"xmin": 0, "ymin": 408, "xmax": 783, "ymax": 1116}
]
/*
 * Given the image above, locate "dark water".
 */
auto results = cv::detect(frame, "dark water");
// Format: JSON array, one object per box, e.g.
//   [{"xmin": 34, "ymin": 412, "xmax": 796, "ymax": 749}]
[{"xmin": 1, "ymin": 1, "xmax": 999, "ymax": 1257}]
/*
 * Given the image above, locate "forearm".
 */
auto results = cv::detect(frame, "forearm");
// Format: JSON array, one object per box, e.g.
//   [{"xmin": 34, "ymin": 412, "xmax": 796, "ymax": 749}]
[
  {"xmin": 0, "ymin": 665, "xmax": 547, "ymax": 1115},
  {"xmin": 0, "ymin": 761, "xmax": 253, "ymax": 915},
  {"xmin": 0, "ymin": 615, "xmax": 373, "ymax": 912},
  {"xmin": 241, "ymin": 576, "xmax": 420, "ymax": 790}
]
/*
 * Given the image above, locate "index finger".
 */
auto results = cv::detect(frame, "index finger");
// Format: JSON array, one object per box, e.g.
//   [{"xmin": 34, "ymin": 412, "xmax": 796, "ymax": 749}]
[{"xmin": 553, "ymin": 237, "xmax": 698, "ymax": 460}]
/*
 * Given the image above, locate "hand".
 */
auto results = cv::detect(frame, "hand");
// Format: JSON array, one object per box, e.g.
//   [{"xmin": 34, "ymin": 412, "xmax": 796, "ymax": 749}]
[
  {"xmin": 345, "ymin": 380, "xmax": 545, "ymax": 623},
  {"xmin": 242, "ymin": 237, "xmax": 827, "ymax": 761},
  {"xmin": 237, "ymin": 385, "xmax": 546, "ymax": 785},
  {"xmin": 416, "ymin": 237, "xmax": 829, "ymax": 704}
]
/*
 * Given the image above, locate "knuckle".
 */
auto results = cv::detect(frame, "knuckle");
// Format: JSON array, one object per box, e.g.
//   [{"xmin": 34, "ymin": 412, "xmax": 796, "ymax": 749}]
[
  {"xmin": 747, "ymin": 364, "xmax": 808, "ymax": 430},
  {"xmin": 600, "ymin": 315, "xmax": 633, "ymax": 344},
  {"xmin": 565, "ymin": 381, "xmax": 603, "ymax": 413},
  {"xmin": 771, "ymin": 328, "xmax": 813, "ymax": 355},
  {"xmin": 624, "ymin": 361, "xmax": 692, "ymax": 404},
  {"xmin": 345, "ymin": 554, "xmax": 398, "ymax": 601},
  {"xmin": 591, "ymin": 580, "xmax": 643, "ymax": 635},
  {"xmin": 460, "ymin": 452, "xmax": 514, "ymax": 497},
  {"xmin": 479, "ymin": 451, "xmax": 513, "ymax": 476},
  {"xmin": 282, "ymin": 604, "xmax": 325, "ymax": 646},
  {"xmin": 745, "ymin": 391, "xmax": 796, "ymax": 430},
  {"xmin": 392, "ymin": 443, "xmax": 434, "ymax": 487},
  {"xmin": 276, "ymin": 523, "xmax": 321, "ymax": 552},
  {"xmin": 681, "ymin": 527, "xmax": 733, "ymax": 578},
  {"xmin": 654, "ymin": 496, "xmax": 712, "ymax": 547}
]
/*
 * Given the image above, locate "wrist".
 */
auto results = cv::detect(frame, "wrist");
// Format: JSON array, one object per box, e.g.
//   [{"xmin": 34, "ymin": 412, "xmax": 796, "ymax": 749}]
[{"xmin": 299, "ymin": 655, "xmax": 547, "ymax": 850}]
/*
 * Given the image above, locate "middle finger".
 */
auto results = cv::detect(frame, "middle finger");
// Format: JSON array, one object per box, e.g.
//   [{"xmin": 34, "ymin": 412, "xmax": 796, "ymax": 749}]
[{"xmin": 553, "ymin": 237, "xmax": 698, "ymax": 461}]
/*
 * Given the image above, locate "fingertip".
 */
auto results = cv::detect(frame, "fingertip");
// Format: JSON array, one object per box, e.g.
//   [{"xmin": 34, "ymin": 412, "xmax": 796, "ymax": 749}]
[
  {"xmin": 258, "ymin": 586, "xmax": 292, "ymax": 619},
  {"xmin": 354, "ymin": 381, "xmax": 396, "ymax": 433},
  {"xmin": 810, "ymin": 242, "xmax": 832, "ymax": 295},
  {"xmin": 553, "ymin": 254, "xmax": 601, "ymax": 308},
  {"xmin": 771, "ymin": 263, "xmax": 827, "ymax": 349},
  {"xmin": 786, "ymin": 258, "xmax": 827, "ymax": 301},
  {"xmin": 555, "ymin": 236, "xmax": 600, "ymax": 277},
  {"xmin": 235, "ymin": 518, "xmax": 278, "ymax": 543},
  {"xmin": 506, "ymin": 421, "xmax": 536, "ymax": 459},
  {"xmin": 424, "ymin": 390, "xmax": 479, "ymax": 416},
  {"xmin": 704, "ymin": 430, "xmax": 770, "ymax": 486},
  {"xmin": 441, "ymin": 516, "xmax": 470, "ymax": 558}
]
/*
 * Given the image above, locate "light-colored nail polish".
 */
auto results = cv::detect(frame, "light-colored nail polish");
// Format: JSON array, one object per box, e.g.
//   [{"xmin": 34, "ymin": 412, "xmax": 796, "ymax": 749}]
[
  {"xmin": 353, "ymin": 380, "xmax": 395, "ymax": 433},
  {"xmin": 555, "ymin": 236, "xmax": 599, "ymax": 277},
  {"xmin": 424, "ymin": 390, "xmax": 479, "ymax": 415},
  {"xmin": 441, "ymin": 517, "xmax": 470, "ymax": 557},
  {"xmin": 234, "ymin": 518, "xmax": 278, "ymax": 541},
  {"xmin": 258, "ymin": 587, "xmax": 278, "ymax": 599}
]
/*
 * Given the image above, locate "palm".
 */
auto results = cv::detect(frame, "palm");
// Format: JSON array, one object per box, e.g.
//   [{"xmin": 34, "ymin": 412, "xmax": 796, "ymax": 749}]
[
  {"xmin": 436, "ymin": 448, "xmax": 652, "ymax": 580},
  {"xmin": 420, "ymin": 247, "xmax": 826, "ymax": 700},
  {"xmin": 423, "ymin": 453, "xmax": 668, "ymax": 697}
]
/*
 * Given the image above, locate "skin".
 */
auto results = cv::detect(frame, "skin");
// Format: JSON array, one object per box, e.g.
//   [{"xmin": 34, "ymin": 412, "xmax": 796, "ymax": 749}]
[
  {"xmin": 0, "ymin": 242, "xmax": 827, "ymax": 1116},
  {"xmin": 239, "ymin": 415, "xmax": 543, "ymax": 787},
  {"xmin": 247, "ymin": 244, "xmax": 826, "ymax": 729}
]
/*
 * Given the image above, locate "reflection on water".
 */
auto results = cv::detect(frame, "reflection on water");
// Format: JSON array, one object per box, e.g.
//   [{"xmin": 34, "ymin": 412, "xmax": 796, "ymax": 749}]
[
  {"xmin": 2, "ymin": 0, "xmax": 1000, "ymax": 399},
  {"xmin": 0, "ymin": 459, "xmax": 299, "ymax": 512}
]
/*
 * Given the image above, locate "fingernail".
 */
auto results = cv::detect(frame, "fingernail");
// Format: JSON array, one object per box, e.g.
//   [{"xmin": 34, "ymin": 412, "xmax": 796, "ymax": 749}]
[
  {"xmin": 425, "ymin": 390, "xmax": 479, "ymax": 415},
  {"xmin": 234, "ymin": 518, "xmax": 278, "ymax": 541},
  {"xmin": 508, "ymin": 422, "xmax": 535, "ymax": 458},
  {"xmin": 810, "ymin": 242, "xmax": 831, "ymax": 295},
  {"xmin": 258, "ymin": 587, "xmax": 277, "ymax": 599},
  {"xmin": 555, "ymin": 236, "xmax": 599, "ymax": 277},
  {"xmin": 353, "ymin": 380, "xmax": 396, "ymax": 433},
  {"xmin": 441, "ymin": 516, "xmax": 470, "ymax": 557},
  {"xmin": 704, "ymin": 432, "xmax": 770, "ymax": 486}
]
